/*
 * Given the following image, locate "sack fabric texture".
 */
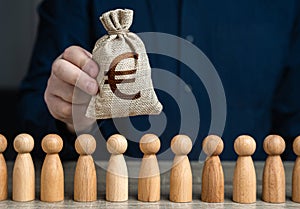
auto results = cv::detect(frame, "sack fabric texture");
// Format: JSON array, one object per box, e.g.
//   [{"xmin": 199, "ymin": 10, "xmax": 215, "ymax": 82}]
[{"xmin": 86, "ymin": 9, "xmax": 163, "ymax": 119}]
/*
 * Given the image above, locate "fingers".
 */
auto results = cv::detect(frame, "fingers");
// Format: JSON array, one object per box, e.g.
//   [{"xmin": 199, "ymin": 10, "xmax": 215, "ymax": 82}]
[
  {"xmin": 52, "ymin": 58, "xmax": 98, "ymax": 96},
  {"xmin": 52, "ymin": 45, "xmax": 100, "ymax": 96},
  {"xmin": 47, "ymin": 74, "xmax": 91, "ymax": 104},
  {"xmin": 44, "ymin": 93, "xmax": 73, "ymax": 125},
  {"xmin": 62, "ymin": 46, "xmax": 99, "ymax": 78},
  {"xmin": 45, "ymin": 45, "xmax": 100, "ymax": 133},
  {"xmin": 44, "ymin": 93, "xmax": 94, "ymax": 132}
]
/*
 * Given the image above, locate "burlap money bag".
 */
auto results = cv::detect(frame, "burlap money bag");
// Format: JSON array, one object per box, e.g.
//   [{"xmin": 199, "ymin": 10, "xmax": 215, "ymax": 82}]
[{"xmin": 86, "ymin": 9, "xmax": 163, "ymax": 119}]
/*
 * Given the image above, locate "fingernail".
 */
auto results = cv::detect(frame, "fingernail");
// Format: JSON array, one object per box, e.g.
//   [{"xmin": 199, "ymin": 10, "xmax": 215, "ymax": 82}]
[{"xmin": 87, "ymin": 81, "xmax": 98, "ymax": 95}]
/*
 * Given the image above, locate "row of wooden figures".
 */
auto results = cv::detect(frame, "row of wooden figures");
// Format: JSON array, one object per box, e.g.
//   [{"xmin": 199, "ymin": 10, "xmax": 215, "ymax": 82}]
[{"xmin": 0, "ymin": 133, "xmax": 299, "ymax": 203}]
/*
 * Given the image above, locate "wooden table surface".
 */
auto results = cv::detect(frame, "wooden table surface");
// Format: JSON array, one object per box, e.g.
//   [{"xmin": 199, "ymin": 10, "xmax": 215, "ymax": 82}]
[{"xmin": 0, "ymin": 160, "xmax": 298, "ymax": 208}]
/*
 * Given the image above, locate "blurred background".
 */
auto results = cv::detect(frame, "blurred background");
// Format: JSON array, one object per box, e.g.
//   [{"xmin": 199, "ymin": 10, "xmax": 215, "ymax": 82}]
[{"xmin": 0, "ymin": 0, "xmax": 42, "ymax": 158}]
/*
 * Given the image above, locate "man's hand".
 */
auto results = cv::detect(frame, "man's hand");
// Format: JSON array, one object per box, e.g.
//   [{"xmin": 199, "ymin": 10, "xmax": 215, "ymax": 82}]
[{"xmin": 44, "ymin": 46, "xmax": 99, "ymax": 133}]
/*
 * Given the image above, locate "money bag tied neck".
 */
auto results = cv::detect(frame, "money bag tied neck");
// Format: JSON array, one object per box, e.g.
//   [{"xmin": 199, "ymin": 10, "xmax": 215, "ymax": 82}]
[{"xmin": 86, "ymin": 9, "xmax": 163, "ymax": 119}]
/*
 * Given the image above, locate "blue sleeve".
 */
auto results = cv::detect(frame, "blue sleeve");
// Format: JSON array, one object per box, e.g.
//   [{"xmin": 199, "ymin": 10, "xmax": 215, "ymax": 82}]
[
  {"xmin": 272, "ymin": 3, "xmax": 300, "ymax": 160},
  {"xmin": 18, "ymin": 0, "xmax": 95, "ymax": 160}
]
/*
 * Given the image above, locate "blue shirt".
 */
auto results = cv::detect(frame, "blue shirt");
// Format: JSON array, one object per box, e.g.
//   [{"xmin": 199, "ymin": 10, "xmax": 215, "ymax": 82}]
[{"xmin": 19, "ymin": 0, "xmax": 300, "ymax": 160}]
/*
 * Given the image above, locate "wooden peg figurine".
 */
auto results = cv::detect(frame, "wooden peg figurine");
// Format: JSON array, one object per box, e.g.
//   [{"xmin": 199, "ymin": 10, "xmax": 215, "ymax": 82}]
[
  {"xmin": 74, "ymin": 134, "xmax": 97, "ymax": 202},
  {"xmin": 292, "ymin": 136, "xmax": 300, "ymax": 203},
  {"xmin": 138, "ymin": 134, "xmax": 161, "ymax": 202},
  {"xmin": 12, "ymin": 133, "xmax": 35, "ymax": 202},
  {"xmin": 40, "ymin": 134, "xmax": 64, "ymax": 202},
  {"xmin": 170, "ymin": 135, "xmax": 192, "ymax": 203},
  {"xmin": 0, "ymin": 134, "xmax": 7, "ymax": 201},
  {"xmin": 262, "ymin": 135, "xmax": 285, "ymax": 203},
  {"xmin": 233, "ymin": 135, "xmax": 256, "ymax": 203},
  {"xmin": 106, "ymin": 134, "xmax": 128, "ymax": 202},
  {"xmin": 201, "ymin": 135, "xmax": 224, "ymax": 203}
]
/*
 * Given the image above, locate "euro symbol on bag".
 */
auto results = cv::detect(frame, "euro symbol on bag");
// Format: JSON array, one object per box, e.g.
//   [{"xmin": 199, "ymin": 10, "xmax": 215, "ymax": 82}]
[
  {"xmin": 104, "ymin": 52, "xmax": 141, "ymax": 100},
  {"xmin": 85, "ymin": 8, "xmax": 163, "ymax": 119}
]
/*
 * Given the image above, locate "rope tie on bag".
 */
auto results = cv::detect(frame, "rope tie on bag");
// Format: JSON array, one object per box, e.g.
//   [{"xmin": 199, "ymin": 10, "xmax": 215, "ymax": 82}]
[{"xmin": 108, "ymin": 29, "xmax": 129, "ymax": 35}]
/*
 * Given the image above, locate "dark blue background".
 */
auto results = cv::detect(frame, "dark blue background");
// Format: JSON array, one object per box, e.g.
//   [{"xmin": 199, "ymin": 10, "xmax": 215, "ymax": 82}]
[{"xmin": 19, "ymin": 0, "xmax": 300, "ymax": 161}]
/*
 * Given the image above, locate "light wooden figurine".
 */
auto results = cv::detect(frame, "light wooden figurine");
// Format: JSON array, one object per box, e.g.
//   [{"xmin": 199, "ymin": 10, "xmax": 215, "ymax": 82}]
[
  {"xmin": 292, "ymin": 136, "xmax": 300, "ymax": 203},
  {"xmin": 74, "ymin": 134, "xmax": 97, "ymax": 202},
  {"xmin": 12, "ymin": 133, "xmax": 35, "ymax": 202},
  {"xmin": 232, "ymin": 135, "xmax": 256, "ymax": 203},
  {"xmin": 262, "ymin": 135, "xmax": 285, "ymax": 203},
  {"xmin": 106, "ymin": 134, "xmax": 128, "ymax": 202},
  {"xmin": 40, "ymin": 134, "xmax": 64, "ymax": 202},
  {"xmin": 0, "ymin": 134, "xmax": 7, "ymax": 201},
  {"xmin": 201, "ymin": 135, "xmax": 224, "ymax": 203},
  {"xmin": 170, "ymin": 135, "xmax": 192, "ymax": 203},
  {"xmin": 138, "ymin": 134, "xmax": 161, "ymax": 202}
]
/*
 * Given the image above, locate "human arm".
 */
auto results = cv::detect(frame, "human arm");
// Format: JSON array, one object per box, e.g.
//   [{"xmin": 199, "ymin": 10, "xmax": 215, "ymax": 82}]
[{"xmin": 18, "ymin": 0, "xmax": 98, "ymax": 159}]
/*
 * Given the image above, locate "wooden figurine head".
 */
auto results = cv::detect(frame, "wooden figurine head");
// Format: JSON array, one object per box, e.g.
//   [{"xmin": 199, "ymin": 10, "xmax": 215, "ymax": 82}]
[
  {"xmin": 106, "ymin": 134, "xmax": 127, "ymax": 155},
  {"xmin": 42, "ymin": 134, "xmax": 63, "ymax": 154},
  {"xmin": 171, "ymin": 135, "xmax": 192, "ymax": 155},
  {"xmin": 0, "ymin": 134, "xmax": 7, "ymax": 153},
  {"xmin": 263, "ymin": 135, "xmax": 285, "ymax": 156},
  {"xmin": 202, "ymin": 135, "xmax": 224, "ymax": 156},
  {"xmin": 234, "ymin": 135, "xmax": 256, "ymax": 156},
  {"xmin": 139, "ymin": 134, "xmax": 160, "ymax": 155},
  {"xmin": 293, "ymin": 136, "xmax": 300, "ymax": 156},
  {"xmin": 75, "ymin": 134, "xmax": 96, "ymax": 155},
  {"xmin": 14, "ymin": 133, "xmax": 34, "ymax": 153}
]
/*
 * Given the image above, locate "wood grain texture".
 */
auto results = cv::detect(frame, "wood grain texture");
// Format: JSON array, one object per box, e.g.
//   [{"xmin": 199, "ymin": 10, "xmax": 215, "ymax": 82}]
[
  {"xmin": 201, "ymin": 156, "xmax": 224, "ymax": 202},
  {"xmin": 262, "ymin": 156, "xmax": 285, "ymax": 203},
  {"xmin": 293, "ymin": 136, "xmax": 300, "ymax": 203},
  {"xmin": 232, "ymin": 135, "xmax": 256, "ymax": 203},
  {"xmin": 12, "ymin": 153, "xmax": 35, "ymax": 201},
  {"xmin": 40, "ymin": 154, "xmax": 64, "ymax": 202},
  {"xmin": 106, "ymin": 155, "xmax": 128, "ymax": 202},
  {"xmin": 74, "ymin": 134, "xmax": 97, "ymax": 202},
  {"xmin": 1, "ymin": 161, "xmax": 300, "ymax": 208},
  {"xmin": 233, "ymin": 156, "xmax": 256, "ymax": 203},
  {"xmin": 170, "ymin": 155, "xmax": 192, "ymax": 202},
  {"xmin": 138, "ymin": 154, "xmax": 160, "ymax": 202},
  {"xmin": 0, "ymin": 135, "xmax": 7, "ymax": 201},
  {"xmin": 138, "ymin": 134, "xmax": 160, "ymax": 202},
  {"xmin": 262, "ymin": 135, "xmax": 285, "ymax": 203},
  {"xmin": 0, "ymin": 154, "xmax": 7, "ymax": 201},
  {"xmin": 201, "ymin": 135, "xmax": 224, "ymax": 203},
  {"xmin": 293, "ymin": 157, "xmax": 300, "ymax": 203},
  {"xmin": 106, "ymin": 134, "xmax": 128, "ymax": 202},
  {"xmin": 40, "ymin": 134, "xmax": 64, "ymax": 202},
  {"xmin": 169, "ymin": 135, "xmax": 192, "ymax": 203},
  {"xmin": 74, "ymin": 156, "xmax": 97, "ymax": 202},
  {"xmin": 12, "ymin": 134, "xmax": 35, "ymax": 202}
]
